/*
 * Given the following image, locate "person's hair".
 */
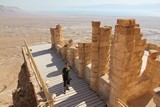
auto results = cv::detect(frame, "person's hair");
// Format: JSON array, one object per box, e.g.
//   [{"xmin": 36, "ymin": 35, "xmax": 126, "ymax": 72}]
[{"xmin": 65, "ymin": 62, "xmax": 68, "ymax": 65}]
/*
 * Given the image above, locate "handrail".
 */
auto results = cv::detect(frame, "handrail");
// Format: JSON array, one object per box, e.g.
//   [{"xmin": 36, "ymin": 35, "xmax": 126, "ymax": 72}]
[{"xmin": 24, "ymin": 39, "xmax": 54, "ymax": 107}]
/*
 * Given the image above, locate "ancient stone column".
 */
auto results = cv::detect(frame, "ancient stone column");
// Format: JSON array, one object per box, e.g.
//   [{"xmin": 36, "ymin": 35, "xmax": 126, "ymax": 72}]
[
  {"xmin": 68, "ymin": 47, "xmax": 76, "ymax": 67},
  {"xmin": 78, "ymin": 42, "xmax": 92, "ymax": 78},
  {"xmin": 90, "ymin": 21, "xmax": 101, "ymax": 91},
  {"xmin": 50, "ymin": 27, "xmax": 55, "ymax": 49},
  {"xmin": 50, "ymin": 24, "xmax": 63, "ymax": 49},
  {"xmin": 90, "ymin": 21, "xmax": 112, "ymax": 92},
  {"xmin": 54, "ymin": 24, "xmax": 63, "ymax": 45},
  {"xmin": 99, "ymin": 26, "xmax": 112, "ymax": 77},
  {"xmin": 109, "ymin": 19, "xmax": 146, "ymax": 107},
  {"xmin": 143, "ymin": 50, "xmax": 160, "ymax": 89},
  {"xmin": 61, "ymin": 44, "xmax": 69, "ymax": 60}
]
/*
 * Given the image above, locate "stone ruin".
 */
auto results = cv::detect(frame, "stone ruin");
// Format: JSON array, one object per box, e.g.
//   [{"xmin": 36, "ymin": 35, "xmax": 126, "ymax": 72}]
[{"xmin": 50, "ymin": 19, "xmax": 160, "ymax": 107}]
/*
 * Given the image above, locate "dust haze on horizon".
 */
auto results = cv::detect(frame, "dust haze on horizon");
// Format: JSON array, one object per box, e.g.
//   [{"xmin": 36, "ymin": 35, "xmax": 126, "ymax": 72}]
[{"xmin": 0, "ymin": 0, "xmax": 160, "ymax": 16}]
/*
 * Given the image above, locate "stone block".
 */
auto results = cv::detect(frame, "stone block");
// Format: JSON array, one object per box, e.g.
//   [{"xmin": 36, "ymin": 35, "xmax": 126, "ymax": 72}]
[
  {"xmin": 100, "ymin": 26, "xmax": 112, "ymax": 36},
  {"xmin": 100, "ymin": 46, "xmax": 109, "ymax": 51},
  {"xmin": 78, "ymin": 64, "xmax": 85, "ymax": 78},
  {"xmin": 99, "ymin": 53, "xmax": 109, "ymax": 59},
  {"xmin": 110, "ymin": 67, "xmax": 130, "ymax": 79},
  {"xmin": 135, "ymin": 38, "xmax": 147, "ymax": 46},
  {"xmin": 114, "ymin": 41, "xmax": 134, "ymax": 52},
  {"xmin": 84, "ymin": 49, "xmax": 91, "ymax": 53},
  {"xmin": 74, "ymin": 57, "xmax": 79, "ymax": 73},
  {"xmin": 79, "ymin": 54, "xmax": 85, "ymax": 60},
  {"xmin": 92, "ymin": 47, "xmax": 99, "ymax": 52},
  {"xmin": 90, "ymin": 78, "xmax": 98, "ymax": 91},
  {"xmin": 84, "ymin": 56, "xmax": 91, "ymax": 61},
  {"xmin": 56, "ymin": 24, "xmax": 62, "ymax": 29},
  {"xmin": 92, "ymin": 36, "xmax": 99, "ymax": 42},
  {"xmin": 114, "ymin": 31, "xmax": 135, "ymax": 42},
  {"xmin": 91, "ymin": 68, "xmax": 99, "ymax": 73},
  {"xmin": 148, "ymin": 43, "xmax": 158, "ymax": 50},
  {"xmin": 100, "ymin": 58, "xmax": 109, "ymax": 63},
  {"xmin": 85, "ymin": 64, "xmax": 91, "ymax": 84},
  {"xmin": 92, "ymin": 21, "xmax": 101, "ymax": 27},
  {"xmin": 50, "ymin": 27, "xmax": 55, "ymax": 36},
  {"xmin": 100, "ymin": 42, "xmax": 110, "ymax": 47},
  {"xmin": 116, "ymin": 25, "xmax": 134, "ymax": 35},
  {"xmin": 92, "ymin": 52, "xmax": 99, "ymax": 60},
  {"xmin": 153, "ymin": 90, "xmax": 160, "ymax": 107},
  {"xmin": 78, "ymin": 59, "xmax": 85, "ymax": 63},
  {"xmin": 85, "ymin": 60, "xmax": 91, "ymax": 65},
  {"xmin": 92, "ymin": 28, "xmax": 100, "ymax": 34},
  {"xmin": 134, "ymin": 45, "xmax": 146, "ymax": 53},
  {"xmin": 90, "ymin": 72, "xmax": 98, "ymax": 78},
  {"xmin": 117, "ymin": 19, "xmax": 135, "ymax": 27},
  {"xmin": 149, "ymin": 50, "xmax": 159, "ymax": 59},
  {"xmin": 78, "ymin": 43, "xmax": 85, "ymax": 48},
  {"xmin": 134, "ymin": 27, "xmax": 141, "ymax": 35},
  {"xmin": 55, "ymin": 30, "xmax": 63, "ymax": 35},
  {"xmin": 92, "ymin": 60, "xmax": 99, "ymax": 66},
  {"xmin": 78, "ymin": 48, "xmax": 84, "ymax": 53},
  {"xmin": 135, "ymin": 33, "xmax": 143, "ymax": 40},
  {"xmin": 135, "ymin": 24, "xmax": 140, "ymax": 27},
  {"xmin": 111, "ymin": 50, "xmax": 132, "ymax": 62},
  {"xmin": 100, "ymin": 36, "xmax": 111, "ymax": 42},
  {"xmin": 92, "ymin": 42, "xmax": 99, "ymax": 48},
  {"xmin": 98, "ymin": 74, "xmax": 111, "ymax": 101},
  {"xmin": 157, "ymin": 45, "xmax": 160, "ymax": 54}
]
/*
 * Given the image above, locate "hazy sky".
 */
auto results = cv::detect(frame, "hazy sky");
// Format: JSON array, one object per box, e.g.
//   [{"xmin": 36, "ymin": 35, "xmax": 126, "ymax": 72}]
[{"xmin": 0, "ymin": 0, "xmax": 160, "ymax": 11}]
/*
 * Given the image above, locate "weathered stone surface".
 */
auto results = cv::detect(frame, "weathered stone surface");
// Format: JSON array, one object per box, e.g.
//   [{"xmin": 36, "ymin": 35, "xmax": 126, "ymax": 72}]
[
  {"xmin": 85, "ymin": 64, "xmax": 91, "ymax": 84},
  {"xmin": 117, "ymin": 19, "xmax": 135, "ymax": 27},
  {"xmin": 78, "ymin": 42, "xmax": 92, "ymax": 78},
  {"xmin": 50, "ymin": 20, "xmax": 160, "ymax": 107},
  {"xmin": 12, "ymin": 48, "xmax": 46, "ymax": 107},
  {"xmin": 92, "ymin": 21, "xmax": 101, "ymax": 27},
  {"xmin": 98, "ymin": 74, "xmax": 111, "ymax": 102},
  {"xmin": 90, "ymin": 22, "xmax": 112, "ymax": 92},
  {"xmin": 153, "ymin": 88, "xmax": 160, "ymax": 107},
  {"xmin": 109, "ymin": 19, "xmax": 149, "ymax": 107},
  {"xmin": 149, "ymin": 50, "xmax": 159, "ymax": 59}
]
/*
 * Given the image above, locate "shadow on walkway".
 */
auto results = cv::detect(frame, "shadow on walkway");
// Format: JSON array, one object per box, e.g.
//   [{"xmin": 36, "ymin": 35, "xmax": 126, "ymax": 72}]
[{"xmin": 31, "ymin": 46, "xmax": 106, "ymax": 107}]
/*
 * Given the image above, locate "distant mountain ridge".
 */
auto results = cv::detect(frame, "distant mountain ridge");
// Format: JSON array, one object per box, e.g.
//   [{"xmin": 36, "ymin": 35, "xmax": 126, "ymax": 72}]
[
  {"xmin": 0, "ymin": 5, "xmax": 23, "ymax": 13},
  {"xmin": 0, "ymin": 5, "xmax": 28, "ymax": 18}
]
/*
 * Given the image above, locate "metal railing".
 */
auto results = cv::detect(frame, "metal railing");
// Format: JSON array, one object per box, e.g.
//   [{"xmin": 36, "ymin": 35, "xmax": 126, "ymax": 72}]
[{"xmin": 24, "ymin": 39, "xmax": 54, "ymax": 107}]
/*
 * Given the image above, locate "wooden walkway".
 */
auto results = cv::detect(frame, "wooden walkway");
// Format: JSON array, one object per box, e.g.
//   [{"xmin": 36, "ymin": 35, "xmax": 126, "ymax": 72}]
[{"xmin": 30, "ymin": 44, "xmax": 106, "ymax": 107}]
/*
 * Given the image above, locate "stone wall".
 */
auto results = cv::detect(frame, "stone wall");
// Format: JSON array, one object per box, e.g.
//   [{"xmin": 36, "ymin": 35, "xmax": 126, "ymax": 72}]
[
  {"xmin": 153, "ymin": 88, "xmax": 160, "ymax": 107},
  {"xmin": 78, "ymin": 42, "xmax": 92, "ymax": 78},
  {"xmin": 85, "ymin": 64, "xmax": 91, "ymax": 84},
  {"xmin": 50, "ymin": 24, "xmax": 66, "ymax": 49},
  {"xmin": 109, "ymin": 19, "xmax": 140, "ymax": 106},
  {"xmin": 90, "ymin": 21, "xmax": 112, "ymax": 92},
  {"xmin": 50, "ymin": 21, "xmax": 160, "ymax": 107},
  {"xmin": 126, "ymin": 50, "xmax": 160, "ymax": 103},
  {"xmin": 146, "ymin": 42, "xmax": 160, "ymax": 54},
  {"xmin": 12, "ymin": 48, "xmax": 45, "ymax": 107}
]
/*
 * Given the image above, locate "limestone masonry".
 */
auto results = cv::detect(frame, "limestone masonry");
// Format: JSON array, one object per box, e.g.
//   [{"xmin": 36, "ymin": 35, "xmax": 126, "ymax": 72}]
[{"xmin": 50, "ymin": 19, "xmax": 160, "ymax": 107}]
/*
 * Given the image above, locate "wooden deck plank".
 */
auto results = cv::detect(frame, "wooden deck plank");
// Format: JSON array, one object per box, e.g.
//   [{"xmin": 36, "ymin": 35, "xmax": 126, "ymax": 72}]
[{"xmin": 30, "ymin": 44, "xmax": 106, "ymax": 107}]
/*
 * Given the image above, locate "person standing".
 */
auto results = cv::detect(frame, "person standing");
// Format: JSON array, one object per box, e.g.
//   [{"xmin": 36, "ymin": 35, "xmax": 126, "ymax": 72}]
[{"xmin": 62, "ymin": 62, "xmax": 71, "ymax": 94}]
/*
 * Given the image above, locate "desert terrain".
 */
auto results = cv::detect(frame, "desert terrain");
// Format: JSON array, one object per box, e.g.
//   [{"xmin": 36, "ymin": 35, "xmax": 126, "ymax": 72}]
[{"xmin": 0, "ymin": 6, "xmax": 160, "ymax": 106}]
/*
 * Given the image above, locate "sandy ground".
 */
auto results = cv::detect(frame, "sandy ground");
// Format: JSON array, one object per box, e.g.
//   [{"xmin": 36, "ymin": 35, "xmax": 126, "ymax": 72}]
[{"xmin": 0, "ymin": 14, "xmax": 160, "ymax": 106}]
